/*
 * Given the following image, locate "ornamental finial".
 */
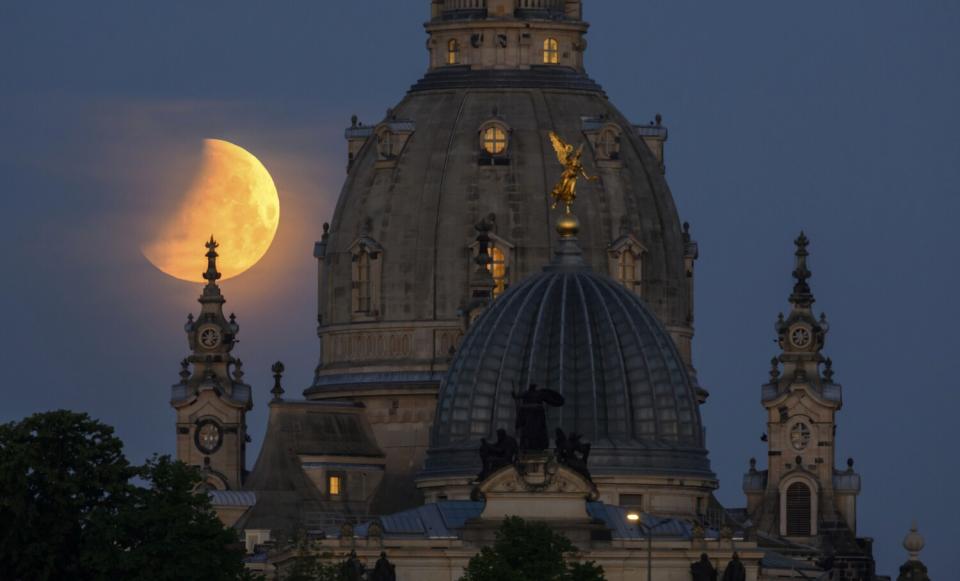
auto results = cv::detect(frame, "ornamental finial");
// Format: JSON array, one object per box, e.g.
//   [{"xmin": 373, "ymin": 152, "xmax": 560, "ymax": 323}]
[
  {"xmin": 203, "ymin": 236, "xmax": 222, "ymax": 286},
  {"xmin": 789, "ymin": 232, "xmax": 815, "ymax": 307},
  {"xmin": 271, "ymin": 361, "xmax": 286, "ymax": 401}
]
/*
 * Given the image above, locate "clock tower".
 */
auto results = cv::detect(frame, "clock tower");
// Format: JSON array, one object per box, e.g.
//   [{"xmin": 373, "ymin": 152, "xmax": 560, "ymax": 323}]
[
  {"xmin": 743, "ymin": 233, "xmax": 861, "ymax": 541},
  {"xmin": 170, "ymin": 237, "xmax": 253, "ymax": 490}
]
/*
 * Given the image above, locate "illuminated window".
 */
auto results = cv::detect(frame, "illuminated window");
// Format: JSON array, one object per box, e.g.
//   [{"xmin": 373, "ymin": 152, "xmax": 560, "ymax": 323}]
[
  {"xmin": 488, "ymin": 245, "xmax": 508, "ymax": 297},
  {"xmin": 482, "ymin": 126, "xmax": 508, "ymax": 156},
  {"xmin": 617, "ymin": 250, "xmax": 640, "ymax": 293},
  {"xmin": 355, "ymin": 252, "xmax": 371, "ymax": 313},
  {"xmin": 598, "ymin": 128, "xmax": 620, "ymax": 160},
  {"xmin": 448, "ymin": 39, "xmax": 461, "ymax": 65},
  {"xmin": 543, "ymin": 38, "xmax": 559, "ymax": 64},
  {"xmin": 328, "ymin": 474, "xmax": 343, "ymax": 497}
]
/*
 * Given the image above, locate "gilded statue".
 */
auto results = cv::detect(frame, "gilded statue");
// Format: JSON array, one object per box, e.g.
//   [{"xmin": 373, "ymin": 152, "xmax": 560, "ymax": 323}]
[{"xmin": 549, "ymin": 131, "xmax": 598, "ymax": 214}]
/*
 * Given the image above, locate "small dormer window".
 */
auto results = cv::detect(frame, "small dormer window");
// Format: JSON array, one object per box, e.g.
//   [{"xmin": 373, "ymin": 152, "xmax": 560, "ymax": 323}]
[
  {"xmin": 448, "ymin": 39, "xmax": 461, "ymax": 65},
  {"xmin": 377, "ymin": 130, "xmax": 394, "ymax": 159},
  {"xmin": 543, "ymin": 38, "xmax": 560, "ymax": 64},
  {"xmin": 356, "ymin": 251, "xmax": 372, "ymax": 313},
  {"xmin": 351, "ymin": 236, "xmax": 383, "ymax": 320},
  {"xmin": 617, "ymin": 251, "xmax": 640, "ymax": 293},
  {"xmin": 598, "ymin": 127, "xmax": 621, "ymax": 160},
  {"xmin": 482, "ymin": 125, "xmax": 508, "ymax": 156}
]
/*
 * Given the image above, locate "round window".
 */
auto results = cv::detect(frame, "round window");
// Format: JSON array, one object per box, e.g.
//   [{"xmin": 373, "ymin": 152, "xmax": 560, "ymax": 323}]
[{"xmin": 790, "ymin": 422, "xmax": 811, "ymax": 451}]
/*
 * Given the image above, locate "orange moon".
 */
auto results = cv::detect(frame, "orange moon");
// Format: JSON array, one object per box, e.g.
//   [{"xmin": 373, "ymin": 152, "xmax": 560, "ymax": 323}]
[{"xmin": 143, "ymin": 139, "xmax": 280, "ymax": 282}]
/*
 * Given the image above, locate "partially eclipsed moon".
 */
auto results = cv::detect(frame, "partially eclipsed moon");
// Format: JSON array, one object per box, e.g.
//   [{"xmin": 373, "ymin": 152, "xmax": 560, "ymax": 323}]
[{"xmin": 143, "ymin": 139, "xmax": 280, "ymax": 282}]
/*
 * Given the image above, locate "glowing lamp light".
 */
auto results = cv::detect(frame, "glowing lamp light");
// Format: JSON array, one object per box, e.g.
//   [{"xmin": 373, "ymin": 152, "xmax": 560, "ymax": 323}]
[{"xmin": 626, "ymin": 512, "xmax": 641, "ymax": 522}]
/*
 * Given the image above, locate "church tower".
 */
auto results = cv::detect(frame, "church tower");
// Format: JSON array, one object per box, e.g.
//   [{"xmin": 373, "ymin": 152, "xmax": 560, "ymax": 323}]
[
  {"xmin": 743, "ymin": 233, "xmax": 861, "ymax": 540},
  {"xmin": 170, "ymin": 238, "xmax": 253, "ymax": 490}
]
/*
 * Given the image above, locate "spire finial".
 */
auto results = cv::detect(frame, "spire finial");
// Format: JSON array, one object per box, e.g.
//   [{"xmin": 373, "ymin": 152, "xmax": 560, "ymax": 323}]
[
  {"xmin": 789, "ymin": 232, "xmax": 815, "ymax": 307},
  {"xmin": 271, "ymin": 361, "xmax": 286, "ymax": 401},
  {"xmin": 903, "ymin": 522, "xmax": 925, "ymax": 561},
  {"xmin": 203, "ymin": 236, "xmax": 222, "ymax": 287}
]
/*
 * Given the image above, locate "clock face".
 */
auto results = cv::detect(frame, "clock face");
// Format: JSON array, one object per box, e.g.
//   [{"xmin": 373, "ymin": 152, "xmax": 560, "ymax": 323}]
[
  {"xmin": 195, "ymin": 421, "xmax": 222, "ymax": 454},
  {"xmin": 791, "ymin": 422, "xmax": 812, "ymax": 451},
  {"xmin": 198, "ymin": 326, "xmax": 222, "ymax": 349},
  {"xmin": 789, "ymin": 326, "xmax": 812, "ymax": 349}
]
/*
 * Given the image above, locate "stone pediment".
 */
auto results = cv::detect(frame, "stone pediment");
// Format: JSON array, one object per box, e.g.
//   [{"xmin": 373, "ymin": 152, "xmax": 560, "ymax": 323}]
[{"xmin": 476, "ymin": 454, "xmax": 598, "ymax": 522}]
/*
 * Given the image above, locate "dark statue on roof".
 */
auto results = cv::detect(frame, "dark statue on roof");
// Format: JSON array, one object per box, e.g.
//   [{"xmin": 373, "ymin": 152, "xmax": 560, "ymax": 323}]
[
  {"xmin": 514, "ymin": 384, "xmax": 565, "ymax": 451},
  {"xmin": 370, "ymin": 552, "xmax": 396, "ymax": 581},
  {"xmin": 691, "ymin": 553, "xmax": 718, "ymax": 581},
  {"xmin": 342, "ymin": 550, "xmax": 365, "ymax": 581},
  {"xmin": 555, "ymin": 428, "xmax": 591, "ymax": 479},
  {"xmin": 478, "ymin": 428, "xmax": 519, "ymax": 480},
  {"xmin": 722, "ymin": 553, "xmax": 746, "ymax": 581}
]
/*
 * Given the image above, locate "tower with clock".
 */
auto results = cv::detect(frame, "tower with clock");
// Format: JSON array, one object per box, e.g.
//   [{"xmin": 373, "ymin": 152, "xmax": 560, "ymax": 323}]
[
  {"xmin": 743, "ymin": 233, "xmax": 861, "ymax": 543},
  {"xmin": 170, "ymin": 237, "xmax": 253, "ymax": 490}
]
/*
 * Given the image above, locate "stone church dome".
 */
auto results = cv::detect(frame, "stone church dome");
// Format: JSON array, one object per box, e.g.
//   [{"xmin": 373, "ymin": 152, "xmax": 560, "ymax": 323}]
[
  {"xmin": 309, "ymin": 0, "xmax": 697, "ymax": 397},
  {"xmin": 421, "ymin": 233, "xmax": 713, "ymax": 484}
]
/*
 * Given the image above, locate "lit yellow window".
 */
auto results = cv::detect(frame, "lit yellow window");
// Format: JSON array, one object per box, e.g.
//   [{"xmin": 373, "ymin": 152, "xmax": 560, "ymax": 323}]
[
  {"xmin": 447, "ymin": 39, "xmax": 461, "ymax": 65},
  {"xmin": 482, "ymin": 126, "xmax": 508, "ymax": 156},
  {"xmin": 328, "ymin": 475, "xmax": 342, "ymax": 496},
  {"xmin": 488, "ymin": 246, "xmax": 508, "ymax": 297},
  {"xmin": 543, "ymin": 38, "xmax": 559, "ymax": 64}
]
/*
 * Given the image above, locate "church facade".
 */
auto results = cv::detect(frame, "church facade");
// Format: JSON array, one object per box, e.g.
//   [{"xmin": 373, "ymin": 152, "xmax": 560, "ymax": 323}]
[{"xmin": 168, "ymin": 2, "xmax": 925, "ymax": 579}]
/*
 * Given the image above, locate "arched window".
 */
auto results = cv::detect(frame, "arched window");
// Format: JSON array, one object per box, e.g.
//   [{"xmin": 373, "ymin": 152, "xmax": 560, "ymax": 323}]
[
  {"xmin": 543, "ymin": 38, "xmax": 560, "ymax": 64},
  {"xmin": 351, "ymin": 237, "xmax": 383, "ymax": 320},
  {"xmin": 786, "ymin": 482, "xmax": 812, "ymax": 536},
  {"xmin": 598, "ymin": 128, "xmax": 621, "ymax": 160},
  {"xmin": 377, "ymin": 130, "xmax": 394, "ymax": 159},
  {"xmin": 448, "ymin": 39, "xmax": 461, "ymax": 65},
  {"xmin": 355, "ymin": 252, "xmax": 371, "ymax": 313},
  {"xmin": 617, "ymin": 250, "xmax": 640, "ymax": 293},
  {"xmin": 488, "ymin": 245, "xmax": 508, "ymax": 297},
  {"xmin": 482, "ymin": 125, "xmax": 508, "ymax": 156}
]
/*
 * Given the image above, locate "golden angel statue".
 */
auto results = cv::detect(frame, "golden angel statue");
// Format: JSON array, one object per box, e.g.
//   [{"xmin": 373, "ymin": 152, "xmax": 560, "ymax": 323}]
[{"xmin": 549, "ymin": 131, "xmax": 598, "ymax": 214}]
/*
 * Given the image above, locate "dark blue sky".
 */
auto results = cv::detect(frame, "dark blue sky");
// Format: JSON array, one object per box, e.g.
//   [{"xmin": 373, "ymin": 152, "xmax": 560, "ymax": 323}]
[{"xmin": 1, "ymin": 1, "xmax": 957, "ymax": 576}]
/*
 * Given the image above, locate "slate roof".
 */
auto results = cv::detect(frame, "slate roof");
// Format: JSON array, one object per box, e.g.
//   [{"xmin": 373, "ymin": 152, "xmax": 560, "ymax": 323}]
[
  {"xmin": 235, "ymin": 400, "xmax": 385, "ymax": 534},
  {"xmin": 351, "ymin": 501, "xmax": 727, "ymax": 541}
]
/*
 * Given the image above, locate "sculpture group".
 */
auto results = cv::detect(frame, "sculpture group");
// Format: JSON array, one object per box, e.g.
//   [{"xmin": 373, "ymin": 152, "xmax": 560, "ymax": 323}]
[{"xmin": 477, "ymin": 384, "xmax": 592, "ymax": 481}]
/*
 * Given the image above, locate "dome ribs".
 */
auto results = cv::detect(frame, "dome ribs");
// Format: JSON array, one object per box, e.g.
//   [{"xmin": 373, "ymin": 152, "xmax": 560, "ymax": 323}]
[{"xmin": 581, "ymin": 275, "xmax": 633, "ymax": 444}]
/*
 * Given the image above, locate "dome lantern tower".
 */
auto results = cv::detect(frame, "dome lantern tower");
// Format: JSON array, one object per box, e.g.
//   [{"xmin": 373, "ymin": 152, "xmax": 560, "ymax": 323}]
[{"xmin": 427, "ymin": 0, "xmax": 587, "ymax": 72}]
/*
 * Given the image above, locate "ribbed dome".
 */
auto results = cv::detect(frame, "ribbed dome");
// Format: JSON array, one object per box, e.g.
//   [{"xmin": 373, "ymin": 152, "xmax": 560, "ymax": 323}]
[{"xmin": 423, "ymin": 243, "xmax": 712, "ymax": 480}]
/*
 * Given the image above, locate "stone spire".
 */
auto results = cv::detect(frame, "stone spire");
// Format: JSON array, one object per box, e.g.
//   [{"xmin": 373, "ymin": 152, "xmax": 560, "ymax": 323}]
[
  {"xmin": 201, "ymin": 235, "xmax": 225, "ymax": 304},
  {"xmin": 770, "ymin": 233, "xmax": 831, "ymax": 394},
  {"xmin": 170, "ymin": 239, "xmax": 253, "ymax": 491},
  {"xmin": 789, "ymin": 232, "xmax": 814, "ymax": 308}
]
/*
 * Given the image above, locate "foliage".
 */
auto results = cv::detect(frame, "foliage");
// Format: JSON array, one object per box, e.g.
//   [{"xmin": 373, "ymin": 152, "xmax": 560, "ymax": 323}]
[
  {"xmin": 283, "ymin": 537, "xmax": 346, "ymax": 581},
  {"xmin": 463, "ymin": 517, "xmax": 606, "ymax": 581},
  {"xmin": 88, "ymin": 455, "xmax": 249, "ymax": 580},
  {"xmin": 0, "ymin": 410, "xmax": 135, "ymax": 580},
  {"xmin": 0, "ymin": 411, "xmax": 252, "ymax": 581}
]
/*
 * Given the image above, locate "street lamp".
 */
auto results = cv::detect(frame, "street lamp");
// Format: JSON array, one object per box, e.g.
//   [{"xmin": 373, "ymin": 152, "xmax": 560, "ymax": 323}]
[{"xmin": 626, "ymin": 512, "xmax": 671, "ymax": 581}]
